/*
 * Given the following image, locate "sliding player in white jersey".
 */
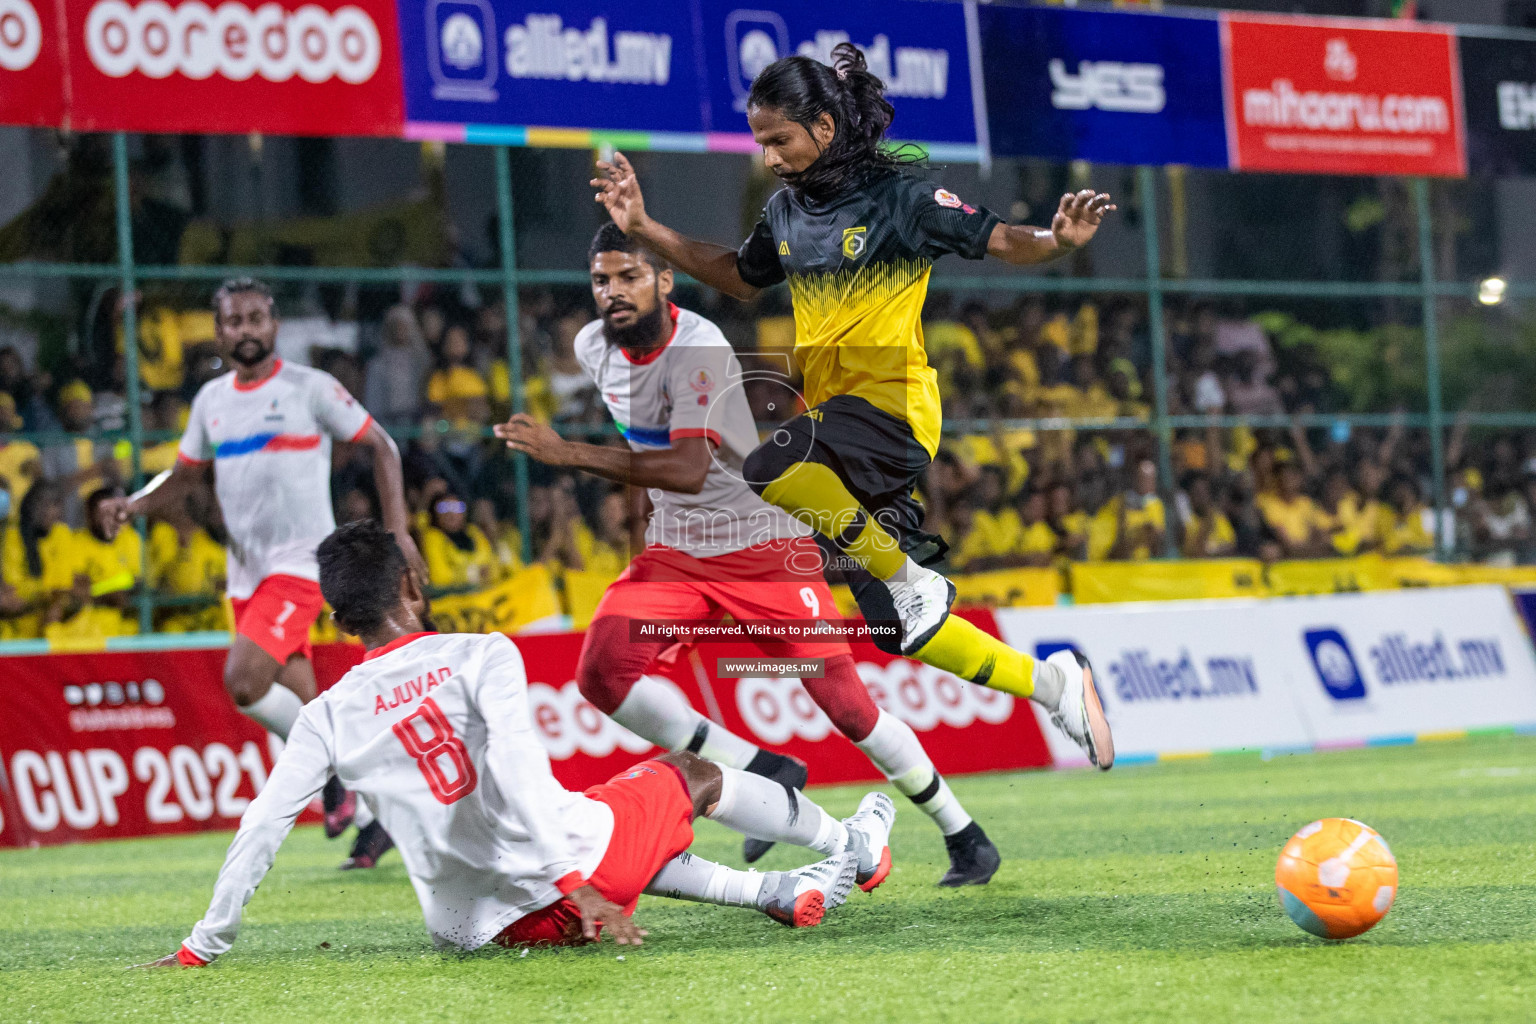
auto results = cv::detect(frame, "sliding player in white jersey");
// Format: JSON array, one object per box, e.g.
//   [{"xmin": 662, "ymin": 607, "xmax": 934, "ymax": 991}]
[
  {"xmin": 100, "ymin": 278, "xmax": 424, "ymax": 866},
  {"xmin": 138, "ymin": 520, "xmax": 895, "ymax": 966},
  {"xmin": 494, "ymin": 225, "xmax": 998, "ymax": 886}
]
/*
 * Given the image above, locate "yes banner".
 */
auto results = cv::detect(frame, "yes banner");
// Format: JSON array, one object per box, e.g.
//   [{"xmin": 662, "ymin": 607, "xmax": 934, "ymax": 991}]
[
  {"xmin": 977, "ymin": 4, "xmax": 1228, "ymax": 168},
  {"xmin": 995, "ymin": 585, "xmax": 1536, "ymax": 766},
  {"xmin": 1222, "ymin": 14, "xmax": 1466, "ymax": 178}
]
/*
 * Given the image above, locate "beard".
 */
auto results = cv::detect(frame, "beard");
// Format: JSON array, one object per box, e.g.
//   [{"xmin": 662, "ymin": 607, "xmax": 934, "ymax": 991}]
[
  {"xmin": 600, "ymin": 291, "xmax": 667, "ymax": 353},
  {"xmin": 231, "ymin": 336, "xmax": 273, "ymax": 368}
]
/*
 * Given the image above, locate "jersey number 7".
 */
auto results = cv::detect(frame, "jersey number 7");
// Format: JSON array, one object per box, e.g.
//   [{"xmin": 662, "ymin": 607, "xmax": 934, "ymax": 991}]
[{"xmin": 392, "ymin": 698, "xmax": 478, "ymax": 804}]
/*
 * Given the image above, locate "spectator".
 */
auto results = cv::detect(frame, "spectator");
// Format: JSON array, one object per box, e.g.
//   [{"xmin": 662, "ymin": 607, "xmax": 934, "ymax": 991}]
[
  {"xmin": 1113, "ymin": 459, "xmax": 1166, "ymax": 560},
  {"xmin": 365, "ymin": 305, "xmax": 431, "ymax": 427},
  {"xmin": 10, "ymin": 484, "xmax": 82, "ymax": 630},
  {"xmin": 0, "ymin": 392, "xmax": 39, "ymax": 522},
  {"xmin": 574, "ymin": 490, "xmax": 630, "ymax": 578},
  {"xmin": 425, "ymin": 323, "xmax": 490, "ymax": 429},
  {"xmin": 1379, "ymin": 477, "xmax": 1434, "ymax": 555},
  {"xmin": 1046, "ymin": 481, "xmax": 1087, "ymax": 562},
  {"xmin": 1179, "ymin": 473, "xmax": 1236, "ymax": 558},
  {"xmin": 148, "ymin": 489, "xmax": 226, "ymax": 633},
  {"xmin": 1225, "ymin": 350, "xmax": 1284, "ymax": 416},
  {"xmin": 1014, "ymin": 488, "xmax": 1057, "ymax": 568},
  {"xmin": 420, "ymin": 490, "xmax": 499, "ymax": 590},
  {"xmin": 1256, "ymin": 459, "xmax": 1325, "ymax": 558},
  {"xmin": 950, "ymin": 466, "xmax": 1022, "ymax": 571},
  {"xmin": 39, "ymin": 381, "xmax": 120, "ymax": 528},
  {"xmin": 1466, "ymin": 476, "xmax": 1531, "ymax": 566}
]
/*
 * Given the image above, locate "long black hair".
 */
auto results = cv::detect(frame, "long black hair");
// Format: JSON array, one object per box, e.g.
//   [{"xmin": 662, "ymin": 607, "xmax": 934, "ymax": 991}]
[
  {"xmin": 18, "ymin": 482, "xmax": 59, "ymax": 579},
  {"xmin": 747, "ymin": 42, "xmax": 919, "ymax": 201}
]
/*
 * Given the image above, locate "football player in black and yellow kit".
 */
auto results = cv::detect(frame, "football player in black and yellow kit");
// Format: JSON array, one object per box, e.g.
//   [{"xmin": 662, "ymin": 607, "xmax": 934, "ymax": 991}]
[{"xmin": 593, "ymin": 45, "xmax": 1115, "ymax": 798}]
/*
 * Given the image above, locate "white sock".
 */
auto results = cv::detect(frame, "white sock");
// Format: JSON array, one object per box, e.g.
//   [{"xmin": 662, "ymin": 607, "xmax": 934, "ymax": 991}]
[
  {"xmin": 707, "ymin": 767, "xmax": 847, "ymax": 855},
  {"xmin": 241, "ymin": 684, "xmax": 303, "ymax": 741},
  {"xmin": 856, "ymin": 710, "xmax": 973, "ymax": 836},
  {"xmin": 1031, "ymin": 657, "xmax": 1066, "ymax": 710},
  {"xmin": 644, "ymin": 851, "xmax": 767, "ymax": 908},
  {"xmin": 610, "ymin": 676, "xmax": 759, "ymax": 769}
]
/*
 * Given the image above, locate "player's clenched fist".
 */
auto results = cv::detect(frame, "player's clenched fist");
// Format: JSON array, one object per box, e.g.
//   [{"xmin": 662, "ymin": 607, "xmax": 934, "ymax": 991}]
[{"xmin": 95, "ymin": 494, "xmax": 133, "ymax": 542}]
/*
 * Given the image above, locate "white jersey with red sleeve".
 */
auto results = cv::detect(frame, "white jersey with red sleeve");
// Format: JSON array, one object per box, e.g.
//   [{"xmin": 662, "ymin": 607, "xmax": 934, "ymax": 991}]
[
  {"xmin": 177, "ymin": 360, "xmax": 372, "ymax": 599},
  {"xmin": 573, "ymin": 303, "xmax": 808, "ymax": 556},
  {"xmin": 182, "ymin": 632, "xmax": 615, "ymax": 960}
]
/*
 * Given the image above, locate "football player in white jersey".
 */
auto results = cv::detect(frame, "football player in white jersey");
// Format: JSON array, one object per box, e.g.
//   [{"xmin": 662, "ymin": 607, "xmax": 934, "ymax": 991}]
[
  {"xmin": 138, "ymin": 520, "xmax": 894, "ymax": 966},
  {"xmin": 100, "ymin": 278, "xmax": 425, "ymax": 865},
  {"xmin": 494, "ymin": 225, "xmax": 999, "ymax": 887}
]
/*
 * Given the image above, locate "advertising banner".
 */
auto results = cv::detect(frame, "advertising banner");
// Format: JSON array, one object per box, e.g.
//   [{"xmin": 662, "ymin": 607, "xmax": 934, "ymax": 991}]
[
  {"xmin": 995, "ymin": 585, "xmax": 1536, "ymax": 766},
  {"xmin": 63, "ymin": 0, "xmax": 405, "ymax": 135},
  {"xmin": 0, "ymin": 0, "xmax": 66, "ymax": 126},
  {"xmin": 696, "ymin": 0, "xmax": 978, "ymax": 152},
  {"xmin": 1222, "ymin": 14, "xmax": 1466, "ymax": 177},
  {"xmin": 397, "ymin": 0, "xmax": 706, "ymax": 138},
  {"xmin": 1459, "ymin": 33, "xmax": 1536, "ymax": 177},
  {"xmin": 0, "ymin": 648, "xmax": 282, "ymax": 847},
  {"xmin": 977, "ymin": 4, "xmax": 1227, "ymax": 168}
]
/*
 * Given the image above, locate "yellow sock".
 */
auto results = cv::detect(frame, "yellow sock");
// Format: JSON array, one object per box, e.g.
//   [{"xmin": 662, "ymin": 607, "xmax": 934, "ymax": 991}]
[
  {"xmin": 914, "ymin": 614, "xmax": 1037, "ymax": 699},
  {"xmin": 761, "ymin": 463, "xmax": 907, "ymax": 580}
]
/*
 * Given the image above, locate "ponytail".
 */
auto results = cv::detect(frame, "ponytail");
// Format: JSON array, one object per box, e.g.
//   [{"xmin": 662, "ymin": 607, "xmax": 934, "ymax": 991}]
[{"xmin": 747, "ymin": 42, "xmax": 919, "ymax": 201}]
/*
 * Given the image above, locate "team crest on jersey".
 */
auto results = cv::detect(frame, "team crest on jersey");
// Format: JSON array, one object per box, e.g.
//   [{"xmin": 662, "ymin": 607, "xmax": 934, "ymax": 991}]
[
  {"xmin": 934, "ymin": 188, "xmax": 963, "ymax": 208},
  {"xmin": 841, "ymin": 226, "xmax": 868, "ymax": 259},
  {"xmin": 688, "ymin": 368, "xmax": 715, "ymax": 393}
]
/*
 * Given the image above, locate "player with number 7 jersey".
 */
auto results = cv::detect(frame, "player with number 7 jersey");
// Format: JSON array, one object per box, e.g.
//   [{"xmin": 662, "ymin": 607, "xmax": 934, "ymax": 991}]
[
  {"xmin": 491, "ymin": 227, "xmax": 998, "ymax": 887},
  {"xmin": 143, "ymin": 520, "xmax": 894, "ymax": 966}
]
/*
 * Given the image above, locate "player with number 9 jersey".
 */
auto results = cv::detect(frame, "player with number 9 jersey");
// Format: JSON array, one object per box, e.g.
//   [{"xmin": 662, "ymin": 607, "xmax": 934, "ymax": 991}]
[{"xmin": 493, "ymin": 228, "xmax": 997, "ymax": 886}]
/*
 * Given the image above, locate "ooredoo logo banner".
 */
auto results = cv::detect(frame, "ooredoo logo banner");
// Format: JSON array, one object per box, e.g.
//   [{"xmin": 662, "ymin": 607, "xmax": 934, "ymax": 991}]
[
  {"xmin": 65, "ymin": 0, "xmax": 403, "ymax": 135},
  {"xmin": 0, "ymin": 0, "xmax": 66, "ymax": 127},
  {"xmin": 1223, "ymin": 14, "xmax": 1466, "ymax": 177}
]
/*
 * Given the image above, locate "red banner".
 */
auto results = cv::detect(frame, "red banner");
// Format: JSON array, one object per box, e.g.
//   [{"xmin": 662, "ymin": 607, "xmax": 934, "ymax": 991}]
[
  {"xmin": 2, "ymin": 617, "xmax": 1051, "ymax": 846},
  {"xmin": 62, "ymin": 0, "xmax": 403, "ymax": 135},
  {"xmin": 0, "ymin": 0, "xmax": 66, "ymax": 126},
  {"xmin": 0, "ymin": 648, "xmax": 285, "ymax": 847},
  {"xmin": 1223, "ymin": 14, "xmax": 1466, "ymax": 177}
]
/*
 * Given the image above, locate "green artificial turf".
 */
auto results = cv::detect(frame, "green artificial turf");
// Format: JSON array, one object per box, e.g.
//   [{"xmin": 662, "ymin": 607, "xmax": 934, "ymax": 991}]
[{"xmin": 4, "ymin": 733, "xmax": 1535, "ymax": 1023}]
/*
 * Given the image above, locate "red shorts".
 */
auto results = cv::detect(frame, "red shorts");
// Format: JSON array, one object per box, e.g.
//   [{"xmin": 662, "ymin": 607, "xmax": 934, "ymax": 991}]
[
  {"xmin": 590, "ymin": 541, "xmax": 851, "ymax": 659},
  {"xmin": 494, "ymin": 759, "xmax": 696, "ymax": 948},
  {"xmin": 230, "ymin": 575, "xmax": 325, "ymax": 664}
]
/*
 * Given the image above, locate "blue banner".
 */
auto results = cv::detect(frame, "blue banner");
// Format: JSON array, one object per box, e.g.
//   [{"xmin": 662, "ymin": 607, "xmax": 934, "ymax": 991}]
[
  {"xmin": 699, "ymin": 0, "xmax": 978, "ymax": 151},
  {"xmin": 977, "ymin": 5, "xmax": 1227, "ymax": 168},
  {"xmin": 397, "ymin": 0, "xmax": 708, "ymax": 134}
]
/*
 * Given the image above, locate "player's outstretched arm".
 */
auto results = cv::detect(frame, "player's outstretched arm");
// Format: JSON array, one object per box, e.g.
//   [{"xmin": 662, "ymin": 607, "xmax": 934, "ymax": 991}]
[
  {"xmin": 567, "ymin": 884, "xmax": 647, "ymax": 945},
  {"xmin": 356, "ymin": 419, "xmax": 428, "ymax": 580},
  {"xmin": 987, "ymin": 189, "xmax": 1117, "ymax": 266},
  {"xmin": 96, "ymin": 460, "xmax": 205, "ymax": 540},
  {"xmin": 592, "ymin": 152, "xmax": 760, "ymax": 302},
  {"xmin": 495, "ymin": 414, "xmax": 712, "ymax": 495},
  {"xmin": 136, "ymin": 714, "xmax": 333, "ymax": 967}
]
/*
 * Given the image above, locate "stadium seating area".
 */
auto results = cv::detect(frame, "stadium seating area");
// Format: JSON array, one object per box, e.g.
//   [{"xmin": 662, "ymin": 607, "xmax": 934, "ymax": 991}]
[{"xmin": 0, "ymin": 282, "xmax": 1532, "ymax": 639}]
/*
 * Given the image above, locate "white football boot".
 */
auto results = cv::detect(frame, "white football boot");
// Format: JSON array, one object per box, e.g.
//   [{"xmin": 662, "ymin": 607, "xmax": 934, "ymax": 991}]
[
  {"xmin": 888, "ymin": 561, "xmax": 957, "ymax": 656},
  {"xmin": 842, "ymin": 791, "xmax": 897, "ymax": 892},
  {"xmin": 759, "ymin": 848, "xmax": 858, "ymax": 928},
  {"xmin": 1045, "ymin": 648, "xmax": 1115, "ymax": 770}
]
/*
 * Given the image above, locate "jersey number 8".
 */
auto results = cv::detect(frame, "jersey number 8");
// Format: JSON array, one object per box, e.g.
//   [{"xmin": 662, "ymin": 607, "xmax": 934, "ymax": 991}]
[{"xmin": 392, "ymin": 698, "xmax": 478, "ymax": 805}]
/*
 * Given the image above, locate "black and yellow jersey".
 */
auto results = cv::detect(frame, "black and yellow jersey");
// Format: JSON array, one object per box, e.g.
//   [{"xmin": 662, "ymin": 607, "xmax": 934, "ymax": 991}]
[{"xmin": 736, "ymin": 168, "xmax": 1001, "ymax": 456}]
